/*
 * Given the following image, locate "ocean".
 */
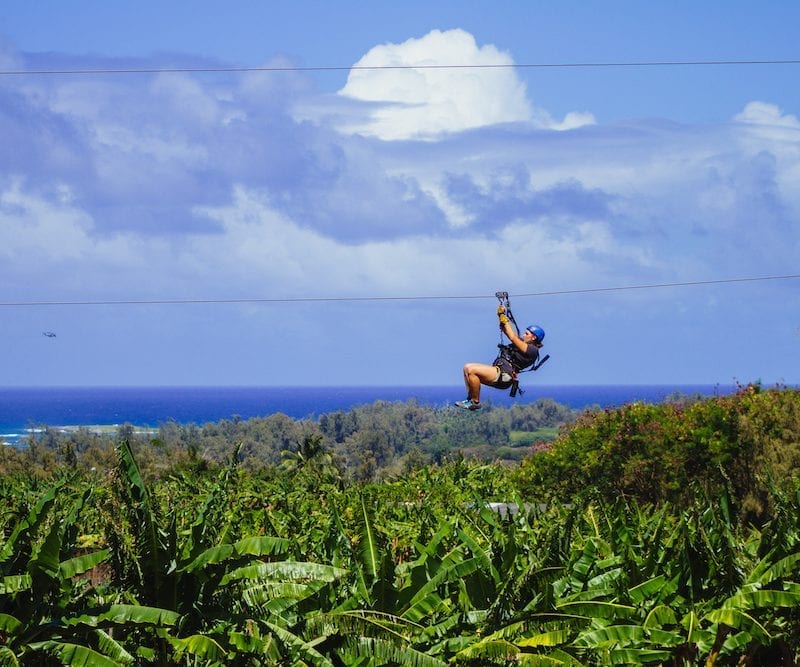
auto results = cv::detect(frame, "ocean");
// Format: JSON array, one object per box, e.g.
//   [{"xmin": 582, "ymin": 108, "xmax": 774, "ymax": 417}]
[{"xmin": 0, "ymin": 384, "xmax": 740, "ymax": 445}]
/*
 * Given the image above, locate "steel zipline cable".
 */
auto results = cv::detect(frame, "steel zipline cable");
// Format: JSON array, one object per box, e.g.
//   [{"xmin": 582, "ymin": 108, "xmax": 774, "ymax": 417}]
[
  {"xmin": 2, "ymin": 273, "xmax": 798, "ymax": 308},
  {"xmin": 1, "ymin": 59, "xmax": 799, "ymax": 77}
]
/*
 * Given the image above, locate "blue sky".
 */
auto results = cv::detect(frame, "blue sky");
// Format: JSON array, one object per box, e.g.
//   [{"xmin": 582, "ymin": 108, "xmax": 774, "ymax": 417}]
[{"xmin": 1, "ymin": 1, "xmax": 798, "ymax": 387}]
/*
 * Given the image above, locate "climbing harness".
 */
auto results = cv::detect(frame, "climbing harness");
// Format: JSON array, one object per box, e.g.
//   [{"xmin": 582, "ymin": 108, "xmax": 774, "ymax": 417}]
[{"xmin": 494, "ymin": 291, "xmax": 550, "ymax": 397}]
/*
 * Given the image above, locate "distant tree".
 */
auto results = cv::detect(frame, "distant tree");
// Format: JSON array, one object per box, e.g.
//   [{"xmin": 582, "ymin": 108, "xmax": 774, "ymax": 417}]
[{"xmin": 281, "ymin": 433, "xmax": 343, "ymax": 486}]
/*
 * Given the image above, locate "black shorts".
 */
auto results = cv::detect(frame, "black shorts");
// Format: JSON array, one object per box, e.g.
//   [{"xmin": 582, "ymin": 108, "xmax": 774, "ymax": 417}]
[{"xmin": 491, "ymin": 359, "xmax": 514, "ymax": 389}]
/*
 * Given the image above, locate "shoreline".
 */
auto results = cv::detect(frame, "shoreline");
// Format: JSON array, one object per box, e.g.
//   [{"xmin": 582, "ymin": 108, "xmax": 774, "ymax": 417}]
[{"xmin": 2, "ymin": 424, "xmax": 159, "ymax": 445}]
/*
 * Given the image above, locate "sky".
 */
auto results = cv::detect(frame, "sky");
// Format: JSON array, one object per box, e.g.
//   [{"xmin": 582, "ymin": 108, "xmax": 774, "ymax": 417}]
[{"xmin": 0, "ymin": 1, "xmax": 798, "ymax": 388}]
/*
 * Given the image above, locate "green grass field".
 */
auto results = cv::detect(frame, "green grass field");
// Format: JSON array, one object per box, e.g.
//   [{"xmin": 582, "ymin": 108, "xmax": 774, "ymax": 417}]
[{"xmin": 509, "ymin": 427, "xmax": 560, "ymax": 445}]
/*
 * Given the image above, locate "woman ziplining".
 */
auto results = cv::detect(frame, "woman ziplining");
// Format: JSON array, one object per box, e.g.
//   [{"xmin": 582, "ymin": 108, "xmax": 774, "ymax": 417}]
[{"xmin": 455, "ymin": 291, "xmax": 549, "ymax": 411}]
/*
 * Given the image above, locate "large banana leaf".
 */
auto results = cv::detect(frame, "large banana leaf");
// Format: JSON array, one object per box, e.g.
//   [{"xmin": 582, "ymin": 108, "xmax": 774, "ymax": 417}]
[
  {"xmin": 450, "ymin": 635, "xmax": 522, "ymax": 663},
  {"xmin": 454, "ymin": 524, "xmax": 499, "ymax": 583},
  {"xmin": 573, "ymin": 623, "xmax": 645, "ymax": 646},
  {"xmin": 116, "ymin": 439, "xmax": 163, "ymax": 598},
  {"xmin": 328, "ymin": 498, "xmax": 372, "ymax": 603},
  {"xmin": 227, "ymin": 629, "xmax": 280, "ymax": 661},
  {"xmin": 29, "ymin": 489, "xmax": 93, "ymax": 583},
  {"xmin": 643, "ymin": 604, "xmax": 678, "ymax": 630},
  {"xmin": 180, "ymin": 535, "xmax": 291, "ymax": 572},
  {"xmin": 517, "ymin": 649, "xmax": 584, "ymax": 665},
  {"xmin": 0, "ymin": 574, "xmax": 31, "ymax": 594},
  {"xmin": 402, "ymin": 589, "xmax": 449, "ymax": 624},
  {"xmin": 360, "ymin": 493, "xmax": 380, "ymax": 580},
  {"xmin": 0, "ymin": 613, "xmax": 22, "ymax": 634},
  {"xmin": 415, "ymin": 609, "xmax": 463, "ymax": 641},
  {"xmin": 645, "ymin": 627, "xmax": 687, "ymax": 647},
  {"xmin": 413, "ymin": 519, "xmax": 453, "ymax": 559},
  {"xmin": 402, "ymin": 546, "xmax": 478, "ymax": 615},
  {"xmin": 94, "ymin": 629, "xmax": 135, "ymax": 665},
  {"xmin": 101, "ymin": 603, "xmax": 180, "ymax": 627},
  {"xmin": 59, "ymin": 549, "xmax": 110, "ymax": 579},
  {"xmin": 0, "ymin": 646, "xmax": 19, "ymax": 667},
  {"xmin": 240, "ymin": 580, "xmax": 329, "ymax": 614},
  {"xmin": 608, "ymin": 648, "xmax": 673, "ymax": 664},
  {"xmin": 341, "ymin": 636, "xmax": 446, "ymax": 667},
  {"xmin": 627, "ymin": 575, "xmax": 667, "ymax": 605},
  {"xmin": 517, "ymin": 628, "xmax": 572, "ymax": 647},
  {"xmin": 585, "ymin": 566, "xmax": 623, "ymax": 594},
  {"xmin": 68, "ymin": 603, "xmax": 180, "ymax": 628},
  {"xmin": 221, "ymin": 560, "xmax": 346, "ymax": 586},
  {"xmin": 720, "ymin": 588, "xmax": 800, "ymax": 611},
  {"xmin": 27, "ymin": 530, "xmax": 60, "ymax": 592},
  {"xmin": 0, "ymin": 480, "xmax": 64, "ymax": 568},
  {"xmin": 703, "ymin": 608, "xmax": 770, "ymax": 642},
  {"xmin": 749, "ymin": 551, "xmax": 800, "ymax": 586},
  {"xmin": 168, "ymin": 633, "xmax": 227, "ymax": 662},
  {"xmin": 262, "ymin": 619, "xmax": 335, "ymax": 667},
  {"xmin": 26, "ymin": 641, "xmax": 122, "ymax": 667},
  {"xmin": 306, "ymin": 609, "xmax": 418, "ymax": 641},
  {"xmin": 555, "ymin": 600, "xmax": 636, "ymax": 621}
]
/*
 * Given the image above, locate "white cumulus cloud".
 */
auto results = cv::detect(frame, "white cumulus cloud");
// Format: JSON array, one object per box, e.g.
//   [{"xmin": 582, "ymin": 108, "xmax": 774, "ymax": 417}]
[
  {"xmin": 335, "ymin": 29, "xmax": 594, "ymax": 140},
  {"xmin": 734, "ymin": 101, "xmax": 800, "ymax": 128}
]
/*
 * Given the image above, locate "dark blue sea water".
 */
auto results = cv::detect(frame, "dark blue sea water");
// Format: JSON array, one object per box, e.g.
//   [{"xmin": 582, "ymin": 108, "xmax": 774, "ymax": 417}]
[{"xmin": 0, "ymin": 385, "xmax": 741, "ymax": 445}]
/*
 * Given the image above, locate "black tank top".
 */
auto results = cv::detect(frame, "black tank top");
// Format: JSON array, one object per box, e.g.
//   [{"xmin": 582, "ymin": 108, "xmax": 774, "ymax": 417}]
[{"xmin": 495, "ymin": 343, "xmax": 538, "ymax": 372}]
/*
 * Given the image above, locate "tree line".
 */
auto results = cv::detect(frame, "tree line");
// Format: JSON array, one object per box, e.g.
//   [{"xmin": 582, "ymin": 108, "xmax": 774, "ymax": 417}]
[{"xmin": 2, "ymin": 398, "xmax": 578, "ymax": 482}]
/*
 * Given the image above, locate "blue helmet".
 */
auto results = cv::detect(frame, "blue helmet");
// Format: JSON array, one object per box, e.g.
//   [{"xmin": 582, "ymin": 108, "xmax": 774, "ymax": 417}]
[{"xmin": 526, "ymin": 325, "xmax": 545, "ymax": 342}]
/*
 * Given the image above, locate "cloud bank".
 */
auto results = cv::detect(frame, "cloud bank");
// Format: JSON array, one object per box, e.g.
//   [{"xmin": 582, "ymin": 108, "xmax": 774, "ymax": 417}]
[{"xmin": 1, "ymin": 29, "xmax": 798, "ymax": 384}]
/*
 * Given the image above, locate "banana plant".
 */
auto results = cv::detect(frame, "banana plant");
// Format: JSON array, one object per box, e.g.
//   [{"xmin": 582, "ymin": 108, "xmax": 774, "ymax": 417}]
[
  {"xmin": 92, "ymin": 440, "xmax": 364, "ymax": 664},
  {"xmin": 699, "ymin": 550, "xmax": 800, "ymax": 664},
  {"xmin": 0, "ymin": 479, "xmax": 115, "ymax": 665},
  {"xmin": 504, "ymin": 492, "xmax": 800, "ymax": 665}
]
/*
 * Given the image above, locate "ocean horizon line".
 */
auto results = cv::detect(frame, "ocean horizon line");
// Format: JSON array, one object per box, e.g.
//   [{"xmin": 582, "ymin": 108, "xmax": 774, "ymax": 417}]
[{"xmin": 0, "ymin": 382, "xmax": 754, "ymax": 389}]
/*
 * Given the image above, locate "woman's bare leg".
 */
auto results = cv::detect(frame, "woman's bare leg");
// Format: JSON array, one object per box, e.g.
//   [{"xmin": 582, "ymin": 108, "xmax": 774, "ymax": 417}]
[{"xmin": 462, "ymin": 362, "xmax": 498, "ymax": 404}]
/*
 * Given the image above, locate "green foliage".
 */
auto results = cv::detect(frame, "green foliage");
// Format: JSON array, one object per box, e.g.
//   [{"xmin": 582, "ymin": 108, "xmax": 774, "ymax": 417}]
[
  {"xmin": 513, "ymin": 386, "xmax": 800, "ymax": 520},
  {"xmin": 4, "ymin": 387, "xmax": 800, "ymax": 663},
  {"xmin": 4, "ymin": 398, "xmax": 577, "ymax": 485},
  {"xmin": 4, "ymin": 448, "xmax": 800, "ymax": 664},
  {"xmin": 0, "ymin": 479, "xmax": 116, "ymax": 665}
]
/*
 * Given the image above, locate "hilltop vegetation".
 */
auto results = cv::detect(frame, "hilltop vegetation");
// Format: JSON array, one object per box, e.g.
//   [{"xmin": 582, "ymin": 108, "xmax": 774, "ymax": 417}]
[{"xmin": 513, "ymin": 383, "xmax": 800, "ymax": 523}]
